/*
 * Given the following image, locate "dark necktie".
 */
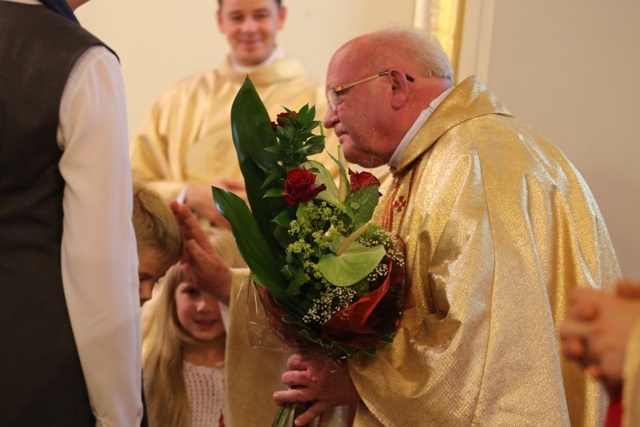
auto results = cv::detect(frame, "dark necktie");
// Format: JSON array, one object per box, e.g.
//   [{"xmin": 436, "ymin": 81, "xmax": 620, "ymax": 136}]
[{"xmin": 39, "ymin": 0, "xmax": 79, "ymax": 23}]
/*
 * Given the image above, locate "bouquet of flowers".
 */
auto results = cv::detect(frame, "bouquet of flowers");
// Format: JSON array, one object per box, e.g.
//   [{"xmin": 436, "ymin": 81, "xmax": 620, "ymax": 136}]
[{"xmin": 213, "ymin": 78, "xmax": 406, "ymax": 359}]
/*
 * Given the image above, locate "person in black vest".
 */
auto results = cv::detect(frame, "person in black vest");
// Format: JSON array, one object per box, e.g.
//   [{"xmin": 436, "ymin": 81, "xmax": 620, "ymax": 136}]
[{"xmin": 0, "ymin": 0, "xmax": 142, "ymax": 425}]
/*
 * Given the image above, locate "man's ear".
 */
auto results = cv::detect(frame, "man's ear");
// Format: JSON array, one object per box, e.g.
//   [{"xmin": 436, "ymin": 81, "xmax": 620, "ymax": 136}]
[
  {"xmin": 388, "ymin": 69, "xmax": 410, "ymax": 110},
  {"xmin": 216, "ymin": 10, "xmax": 224, "ymax": 32},
  {"xmin": 277, "ymin": 5, "xmax": 287, "ymax": 30}
]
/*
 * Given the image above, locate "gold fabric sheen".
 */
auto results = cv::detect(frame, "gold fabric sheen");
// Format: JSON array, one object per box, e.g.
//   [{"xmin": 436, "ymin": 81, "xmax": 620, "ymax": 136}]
[
  {"xmin": 427, "ymin": 0, "xmax": 466, "ymax": 83},
  {"xmin": 225, "ymin": 273, "xmax": 287, "ymax": 426},
  {"xmin": 130, "ymin": 55, "xmax": 339, "ymax": 201},
  {"xmin": 623, "ymin": 317, "xmax": 640, "ymax": 427},
  {"xmin": 225, "ymin": 273, "xmax": 348, "ymax": 426},
  {"xmin": 348, "ymin": 76, "xmax": 620, "ymax": 426}
]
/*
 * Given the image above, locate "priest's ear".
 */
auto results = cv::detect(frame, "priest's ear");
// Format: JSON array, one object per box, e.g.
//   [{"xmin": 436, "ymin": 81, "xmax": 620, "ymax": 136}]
[{"xmin": 387, "ymin": 69, "xmax": 411, "ymax": 110}]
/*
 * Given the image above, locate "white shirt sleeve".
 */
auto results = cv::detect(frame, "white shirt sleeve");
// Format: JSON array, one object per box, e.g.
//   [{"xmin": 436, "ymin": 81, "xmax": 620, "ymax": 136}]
[{"xmin": 58, "ymin": 45, "xmax": 142, "ymax": 427}]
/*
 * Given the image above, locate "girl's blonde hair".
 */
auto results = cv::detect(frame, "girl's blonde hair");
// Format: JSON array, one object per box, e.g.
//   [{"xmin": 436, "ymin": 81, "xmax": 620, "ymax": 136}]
[{"xmin": 142, "ymin": 264, "xmax": 196, "ymax": 427}]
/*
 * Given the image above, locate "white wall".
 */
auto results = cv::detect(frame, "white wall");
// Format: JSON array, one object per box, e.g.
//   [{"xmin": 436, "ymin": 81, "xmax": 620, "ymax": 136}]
[{"xmin": 464, "ymin": 1, "xmax": 640, "ymax": 278}]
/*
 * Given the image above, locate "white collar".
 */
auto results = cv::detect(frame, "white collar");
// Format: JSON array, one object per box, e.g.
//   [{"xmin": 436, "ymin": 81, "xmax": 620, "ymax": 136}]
[
  {"xmin": 229, "ymin": 44, "xmax": 284, "ymax": 73},
  {"xmin": 388, "ymin": 86, "xmax": 454, "ymax": 168}
]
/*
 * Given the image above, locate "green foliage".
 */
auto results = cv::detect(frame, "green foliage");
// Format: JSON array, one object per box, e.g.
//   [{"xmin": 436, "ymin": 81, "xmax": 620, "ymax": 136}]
[
  {"xmin": 219, "ymin": 77, "xmax": 404, "ymax": 361},
  {"xmin": 318, "ymin": 239, "xmax": 387, "ymax": 287}
]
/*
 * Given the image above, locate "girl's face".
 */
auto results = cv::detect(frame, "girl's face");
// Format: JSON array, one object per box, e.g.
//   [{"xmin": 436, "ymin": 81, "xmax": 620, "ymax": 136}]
[{"xmin": 174, "ymin": 281, "xmax": 225, "ymax": 345}]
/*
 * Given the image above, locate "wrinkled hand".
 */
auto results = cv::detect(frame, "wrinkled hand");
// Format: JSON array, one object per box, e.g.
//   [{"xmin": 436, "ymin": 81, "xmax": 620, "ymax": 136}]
[
  {"xmin": 170, "ymin": 200, "xmax": 231, "ymax": 304},
  {"xmin": 272, "ymin": 353, "xmax": 360, "ymax": 426},
  {"xmin": 560, "ymin": 279, "xmax": 640, "ymax": 396}
]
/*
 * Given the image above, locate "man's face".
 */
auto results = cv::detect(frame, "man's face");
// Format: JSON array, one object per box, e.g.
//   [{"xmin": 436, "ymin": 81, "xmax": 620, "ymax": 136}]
[
  {"xmin": 217, "ymin": 0, "xmax": 286, "ymax": 67},
  {"xmin": 323, "ymin": 56, "xmax": 394, "ymax": 168}
]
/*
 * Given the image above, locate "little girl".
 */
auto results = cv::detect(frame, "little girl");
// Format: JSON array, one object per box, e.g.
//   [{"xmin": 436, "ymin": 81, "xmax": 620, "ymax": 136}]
[{"xmin": 142, "ymin": 264, "xmax": 226, "ymax": 427}]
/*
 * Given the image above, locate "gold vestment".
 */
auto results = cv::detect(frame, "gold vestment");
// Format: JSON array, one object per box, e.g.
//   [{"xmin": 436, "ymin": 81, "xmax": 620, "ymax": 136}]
[
  {"xmin": 129, "ymin": 55, "xmax": 346, "ymax": 268},
  {"xmin": 348, "ymin": 76, "xmax": 620, "ymax": 426},
  {"xmin": 623, "ymin": 318, "xmax": 640, "ymax": 427},
  {"xmin": 225, "ymin": 273, "xmax": 348, "ymax": 426},
  {"xmin": 130, "ymin": 55, "xmax": 337, "ymax": 201}
]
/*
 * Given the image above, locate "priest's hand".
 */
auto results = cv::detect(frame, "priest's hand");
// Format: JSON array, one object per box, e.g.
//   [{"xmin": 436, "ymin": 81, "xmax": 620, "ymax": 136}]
[
  {"xmin": 273, "ymin": 353, "xmax": 359, "ymax": 426},
  {"xmin": 170, "ymin": 200, "xmax": 231, "ymax": 305},
  {"xmin": 183, "ymin": 178, "xmax": 245, "ymax": 229}
]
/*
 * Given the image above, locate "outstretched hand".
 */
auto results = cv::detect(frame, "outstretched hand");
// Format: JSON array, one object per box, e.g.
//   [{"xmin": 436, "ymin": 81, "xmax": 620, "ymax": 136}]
[
  {"xmin": 272, "ymin": 353, "xmax": 360, "ymax": 426},
  {"xmin": 183, "ymin": 183, "xmax": 230, "ymax": 228},
  {"xmin": 170, "ymin": 200, "xmax": 231, "ymax": 305},
  {"xmin": 184, "ymin": 179, "xmax": 246, "ymax": 228},
  {"xmin": 560, "ymin": 278, "xmax": 640, "ymax": 396}
]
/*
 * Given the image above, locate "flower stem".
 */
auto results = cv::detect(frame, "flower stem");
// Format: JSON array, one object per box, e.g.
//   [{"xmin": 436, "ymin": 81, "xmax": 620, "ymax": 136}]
[
  {"xmin": 337, "ymin": 145, "xmax": 348, "ymax": 203},
  {"xmin": 336, "ymin": 222, "xmax": 370, "ymax": 256}
]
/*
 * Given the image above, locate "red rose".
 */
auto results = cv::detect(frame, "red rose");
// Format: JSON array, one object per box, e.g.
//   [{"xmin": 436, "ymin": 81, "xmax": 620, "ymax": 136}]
[
  {"xmin": 271, "ymin": 111, "xmax": 298, "ymax": 132},
  {"xmin": 349, "ymin": 169, "xmax": 380, "ymax": 192},
  {"xmin": 284, "ymin": 169, "xmax": 326, "ymax": 205}
]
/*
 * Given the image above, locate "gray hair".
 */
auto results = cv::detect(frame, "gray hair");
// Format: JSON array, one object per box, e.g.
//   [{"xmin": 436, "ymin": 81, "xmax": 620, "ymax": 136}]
[{"xmin": 368, "ymin": 27, "xmax": 453, "ymax": 81}]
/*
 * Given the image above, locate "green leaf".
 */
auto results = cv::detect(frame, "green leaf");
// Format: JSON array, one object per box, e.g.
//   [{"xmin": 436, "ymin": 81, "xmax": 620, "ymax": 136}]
[
  {"xmin": 263, "ymin": 188, "xmax": 284, "ymax": 198},
  {"xmin": 381, "ymin": 334, "xmax": 394, "ymax": 343},
  {"xmin": 213, "ymin": 187, "xmax": 290, "ymax": 301},
  {"xmin": 318, "ymin": 241, "xmax": 387, "ymax": 287},
  {"xmin": 230, "ymin": 79, "xmax": 288, "ymax": 254},
  {"xmin": 238, "ymin": 156, "xmax": 286, "ymax": 253},
  {"xmin": 336, "ymin": 343, "xmax": 358, "ymax": 357},
  {"xmin": 302, "ymin": 160, "xmax": 342, "ymax": 207},
  {"xmin": 282, "ymin": 314, "xmax": 297, "ymax": 323},
  {"xmin": 261, "ymin": 171, "xmax": 280, "ymax": 188},
  {"xmin": 364, "ymin": 347, "xmax": 378, "ymax": 357},
  {"xmin": 285, "ymin": 267, "xmax": 308, "ymax": 295},
  {"xmin": 231, "ymin": 77, "xmax": 278, "ymax": 172},
  {"xmin": 272, "ymin": 209, "xmax": 293, "ymax": 228},
  {"xmin": 349, "ymin": 184, "xmax": 380, "ymax": 228},
  {"xmin": 299, "ymin": 328, "xmax": 329, "ymax": 346}
]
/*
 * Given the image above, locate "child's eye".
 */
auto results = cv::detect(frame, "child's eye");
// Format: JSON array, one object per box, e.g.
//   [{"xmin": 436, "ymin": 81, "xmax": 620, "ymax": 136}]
[{"xmin": 186, "ymin": 288, "xmax": 200, "ymax": 297}]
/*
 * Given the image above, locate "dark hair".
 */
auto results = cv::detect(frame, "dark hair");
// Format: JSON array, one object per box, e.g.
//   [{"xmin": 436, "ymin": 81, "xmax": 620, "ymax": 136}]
[{"xmin": 217, "ymin": 0, "xmax": 282, "ymax": 7}]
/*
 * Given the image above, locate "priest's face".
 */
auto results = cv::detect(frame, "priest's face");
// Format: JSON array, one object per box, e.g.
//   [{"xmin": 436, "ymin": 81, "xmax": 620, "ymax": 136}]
[
  {"xmin": 323, "ymin": 50, "xmax": 397, "ymax": 168},
  {"xmin": 217, "ymin": 0, "xmax": 286, "ymax": 67}
]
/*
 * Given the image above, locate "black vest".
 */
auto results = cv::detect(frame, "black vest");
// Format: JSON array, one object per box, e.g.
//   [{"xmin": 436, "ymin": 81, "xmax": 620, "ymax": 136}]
[{"xmin": 0, "ymin": 3, "xmax": 109, "ymax": 425}]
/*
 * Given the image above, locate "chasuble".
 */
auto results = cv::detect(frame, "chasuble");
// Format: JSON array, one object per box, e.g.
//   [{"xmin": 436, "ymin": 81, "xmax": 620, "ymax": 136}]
[
  {"xmin": 347, "ymin": 76, "xmax": 620, "ymax": 426},
  {"xmin": 623, "ymin": 318, "xmax": 640, "ymax": 427},
  {"xmin": 130, "ymin": 55, "xmax": 338, "ymax": 201}
]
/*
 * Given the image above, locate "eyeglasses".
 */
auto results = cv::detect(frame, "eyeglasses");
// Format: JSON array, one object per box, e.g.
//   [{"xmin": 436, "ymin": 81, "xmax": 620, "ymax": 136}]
[{"xmin": 326, "ymin": 70, "xmax": 415, "ymax": 110}]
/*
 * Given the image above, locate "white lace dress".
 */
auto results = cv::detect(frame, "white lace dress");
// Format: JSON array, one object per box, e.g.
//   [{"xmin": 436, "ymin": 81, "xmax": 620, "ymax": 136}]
[{"xmin": 183, "ymin": 362, "xmax": 226, "ymax": 427}]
